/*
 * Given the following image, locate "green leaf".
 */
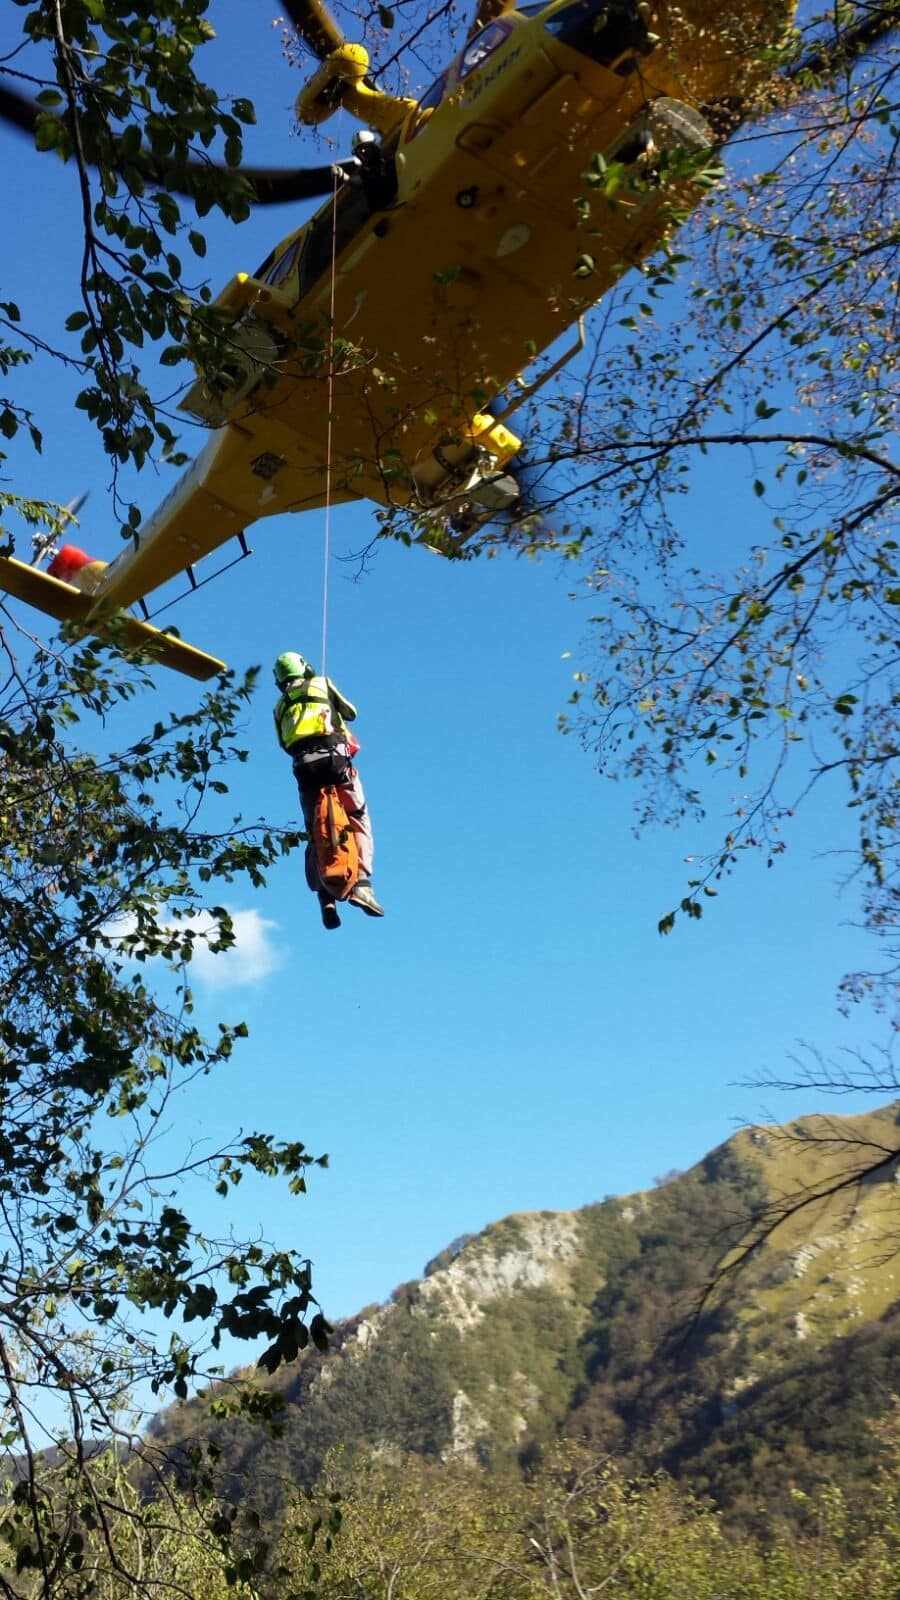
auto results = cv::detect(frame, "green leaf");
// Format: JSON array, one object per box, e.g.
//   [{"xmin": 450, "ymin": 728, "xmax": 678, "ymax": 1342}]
[{"xmin": 34, "ymin": 115, "xmax": 61, "ymax": 153}]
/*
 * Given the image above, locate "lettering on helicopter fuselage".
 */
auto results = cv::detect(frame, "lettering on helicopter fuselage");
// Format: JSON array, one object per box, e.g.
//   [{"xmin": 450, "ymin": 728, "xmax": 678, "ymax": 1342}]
[
  {"xmin": 460, "ymin": 45, "xmax": 523, "ymax": 106},
  {"xmin": 403, "ymin": 26, "xmax": 522, "ymax": 142}
]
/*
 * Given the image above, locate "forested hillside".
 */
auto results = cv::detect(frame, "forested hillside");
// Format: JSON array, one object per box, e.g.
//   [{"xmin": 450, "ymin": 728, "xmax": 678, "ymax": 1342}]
[{"xmin": 147, "ymin": 1102, "xmax": 900, "ymax": 1527}]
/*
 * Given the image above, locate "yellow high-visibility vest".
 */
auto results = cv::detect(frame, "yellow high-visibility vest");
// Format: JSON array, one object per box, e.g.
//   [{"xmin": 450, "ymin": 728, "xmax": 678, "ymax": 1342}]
[{"xmin": 275, "ymin": 675, "xmax": 346, "ymax": 749}]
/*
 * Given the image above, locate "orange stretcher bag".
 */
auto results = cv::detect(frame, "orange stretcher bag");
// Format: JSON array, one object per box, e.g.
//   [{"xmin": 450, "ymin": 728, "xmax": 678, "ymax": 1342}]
[{"xmin": 311, "ymin": 786, "xmax": 359, "ymax": 900}]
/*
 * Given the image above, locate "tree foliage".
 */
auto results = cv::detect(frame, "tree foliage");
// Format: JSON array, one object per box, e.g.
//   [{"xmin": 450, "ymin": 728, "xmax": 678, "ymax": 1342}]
[
  {"xmin": 1, "ymin": 0, "xmax": 258, "ymax": 543},
  {"xmin": 31, "ymin": 1435, "xmax": 899, "ymax": 1600},
  {"xmin": 516, "ymin": 3, "xmax": 900, "ymax": 1010},
  {"xmin": 0, "ymin": 635, "xmax": 324, "ymax": 1596},
  {"xmin": 280, "ymin": 1436, "xmax": 900, "ymax": 1600}
]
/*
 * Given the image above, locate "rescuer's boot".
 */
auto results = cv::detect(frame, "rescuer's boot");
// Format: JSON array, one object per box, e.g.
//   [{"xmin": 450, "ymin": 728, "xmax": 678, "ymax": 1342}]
[
  {"xmin": 319, "ymin": 895, "xmax": 341, "ymax": 931},
  {"xmin": 349, "ymin": 880, "xmax": 384, "ymax": 917}
]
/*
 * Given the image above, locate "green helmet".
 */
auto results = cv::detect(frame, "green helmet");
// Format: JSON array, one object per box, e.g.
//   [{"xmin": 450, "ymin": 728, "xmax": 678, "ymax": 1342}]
[{"xmin": 274, "ymin": 651, "xmax": 311, "ymax": 685}]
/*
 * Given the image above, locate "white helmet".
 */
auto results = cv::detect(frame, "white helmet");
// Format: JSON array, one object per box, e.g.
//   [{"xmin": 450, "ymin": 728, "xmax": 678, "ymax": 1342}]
[{"xmin": 351, "ymin": 129, "xmax": 379, "ymax": 158}]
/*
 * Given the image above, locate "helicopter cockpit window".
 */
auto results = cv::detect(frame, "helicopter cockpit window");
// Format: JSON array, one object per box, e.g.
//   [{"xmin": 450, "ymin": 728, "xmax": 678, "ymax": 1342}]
[
  {"xmin": 404, "ymin": 70, "xmax": 448, "ymax": 141},
  {"xmin": 417, "ymin": 73, "xmax": 448, "ymax": 115},
  {"xmin": 542, "ymin": 0, "xmax": 649, "ymax": 70},
  {"xmin": 263, "ymin": 236, "xmax": 303, "ymax": 289},
  {"xmin": 458, "ymin": 19, "xmax": 512, "ymax": 79}
]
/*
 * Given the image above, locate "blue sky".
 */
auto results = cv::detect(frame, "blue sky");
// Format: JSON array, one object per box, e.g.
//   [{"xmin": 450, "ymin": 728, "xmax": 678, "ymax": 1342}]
[{"xmin": 0, "ymin": 3, "xmax": 888, "ymax": 1352}]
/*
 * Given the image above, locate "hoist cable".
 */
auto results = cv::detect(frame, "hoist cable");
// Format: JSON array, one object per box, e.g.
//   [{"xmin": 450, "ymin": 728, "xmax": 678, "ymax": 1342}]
[{"xmin": 320, "ymin": 165, "xmax": 340, "ymax": 680}]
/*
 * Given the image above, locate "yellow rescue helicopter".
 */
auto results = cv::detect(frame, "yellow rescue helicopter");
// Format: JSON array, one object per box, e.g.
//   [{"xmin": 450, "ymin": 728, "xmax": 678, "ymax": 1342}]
[{"xmin": 0, "ymin": 0, "xmax": 794, "ymax": 679}]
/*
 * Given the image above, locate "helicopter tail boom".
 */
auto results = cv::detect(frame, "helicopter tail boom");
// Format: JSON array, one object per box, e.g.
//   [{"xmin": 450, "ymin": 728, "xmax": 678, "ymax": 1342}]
[{"xmin": 0, "ymin": 555, "xmax": 224, "ymax": 680}]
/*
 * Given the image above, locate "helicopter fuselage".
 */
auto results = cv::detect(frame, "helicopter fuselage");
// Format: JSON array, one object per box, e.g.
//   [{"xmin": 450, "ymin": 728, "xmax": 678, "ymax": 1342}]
[{"xmin": 90, "ymin": 0, "xmax": 793, "ymax": 614}]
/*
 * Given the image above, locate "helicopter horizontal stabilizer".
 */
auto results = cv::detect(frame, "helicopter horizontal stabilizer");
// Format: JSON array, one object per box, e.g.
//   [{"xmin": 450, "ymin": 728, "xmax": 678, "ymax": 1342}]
[{"xmin": 0, "ymin": 555, "xmax": 225, "ymax": 681}]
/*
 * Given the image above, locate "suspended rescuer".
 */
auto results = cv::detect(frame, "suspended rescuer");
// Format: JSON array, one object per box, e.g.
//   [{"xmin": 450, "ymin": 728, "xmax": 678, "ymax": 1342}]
[{"xmin": 273, "ymin": 652, "xmax": 384, "ymax": 929}]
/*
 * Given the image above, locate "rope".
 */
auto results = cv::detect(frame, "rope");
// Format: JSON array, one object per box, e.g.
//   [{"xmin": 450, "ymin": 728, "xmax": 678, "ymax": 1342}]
[{"xmin": 320, "ymin": 164, "xmax": 340, "ymax": 680}]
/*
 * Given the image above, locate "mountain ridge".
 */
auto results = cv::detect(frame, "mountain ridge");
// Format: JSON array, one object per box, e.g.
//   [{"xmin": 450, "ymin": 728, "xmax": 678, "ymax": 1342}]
[{"xmin": 148, "ymin": 1101, "xmax": 900, "ymax": 1522}]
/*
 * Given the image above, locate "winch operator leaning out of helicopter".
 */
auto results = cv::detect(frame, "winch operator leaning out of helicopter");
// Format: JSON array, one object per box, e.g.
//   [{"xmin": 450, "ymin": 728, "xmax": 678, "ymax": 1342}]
[
  {"xmin": 273, "ymin": 652, "xmax": 385, "ymax": 929},
  {"xmin": 338, "ymin": 128, "xmax": 398, "ymax": 212}
]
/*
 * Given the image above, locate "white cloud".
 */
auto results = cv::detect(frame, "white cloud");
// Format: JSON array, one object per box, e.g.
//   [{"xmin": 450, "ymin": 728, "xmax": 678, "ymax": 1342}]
[
  {"xmin": 185, "ymin": 907, "xmax": 282, "ymax": 989},
  {"xmin": 103, "ymin": 905, "xmax": 283, "ymax": 989}
]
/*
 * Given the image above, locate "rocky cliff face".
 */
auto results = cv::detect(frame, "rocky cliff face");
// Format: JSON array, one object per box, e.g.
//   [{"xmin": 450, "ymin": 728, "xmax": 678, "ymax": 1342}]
[{"xmin": 417, "ymin": 1211, "xmax": 582, "ymax": 1327}]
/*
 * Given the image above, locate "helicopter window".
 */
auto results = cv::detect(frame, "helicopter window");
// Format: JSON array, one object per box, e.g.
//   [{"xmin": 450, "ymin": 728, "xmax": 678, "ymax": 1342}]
[
  {"xmin": 263, "ymin": 236, "xmax": 303, "ymax": 289},
  {"xmin": 458, "ymin": 19, "xmax": 512, "ymax": 79},
  {"xmin": 542, "ymin": 0, "xmax": 649, "ymax": 70},
  {"xmin": 404, "ymin": 70, "xmax": 449, "ymax": 141},
  {"xmin": 417, "ymin": 72, "xmax": 448, "ymax": 114}
]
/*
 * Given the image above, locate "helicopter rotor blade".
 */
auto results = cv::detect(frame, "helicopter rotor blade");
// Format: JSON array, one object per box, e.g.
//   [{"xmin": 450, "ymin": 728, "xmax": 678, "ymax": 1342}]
[
  {"xmin": 0, "ymin": 77, "xmax": 347, "ymax": 204},
  {"xmin": 279, "ymin": 0, "xmax": 346, "ymax": 61},
  {"xmin": 0, "ymin": 80, "xmax": 42, "ymax": 136},
  {"xmin": 242, "ymin": 162, "xmax": 347, "ymax": 202}
]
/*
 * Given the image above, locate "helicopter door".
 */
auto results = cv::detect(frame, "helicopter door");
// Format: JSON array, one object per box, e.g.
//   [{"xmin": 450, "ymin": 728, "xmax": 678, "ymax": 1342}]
[{"xmin": 298, "ymin": 183, "xmax": 371, "ymax": 299}]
